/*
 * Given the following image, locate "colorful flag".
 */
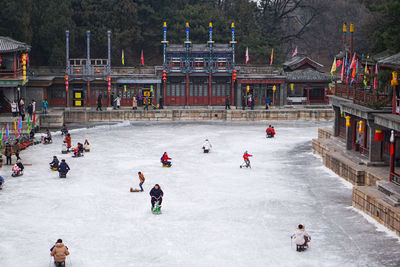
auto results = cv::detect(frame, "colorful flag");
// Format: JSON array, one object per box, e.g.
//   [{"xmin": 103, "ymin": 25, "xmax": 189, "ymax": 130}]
[
  {"xmin": 330, "ymin": 58, "xmax": 337, "ymax": 74},
  {"xmin": 0, "ymin": 127, "xmax": 3, "ymax": 148},
  {"xmin": 336, "ymin": 60, "xmax": 343, "ymax": 68},
  {"xmin": 245, "ymin": 47, "xmax": 249, "ymax": 64},
  {"xmin": 121, "ymin": 50, "xmax": 125, "ymax": 66},
  {"xmin": 5, "ymin": 124, "xmax": 9, "ymax": 139},
  {"xmin": 270, "ymin": 48, "xmax": 274, "ymax": 65},
  {"xmin": 140, "ymin": 49, "xmax": 144, "ymax": 66},
  {"xmin": 374, "ymin": 64, "xmax": 378, "ymax": 89},
  {"xmin": 350, "ymin": 53, "xmax": 356, "ymax": 69},
  {"xmin": 18, "ymin": 117, "xmax": 22, "ymax": 136},
  {"xmin": 14, "ymin": 120, "xmax": 17, "ymax": 137},
  {"xmin": 292, "ymin": 46, "xmax": 298, "ymax": 57},
  {"xmin": 27, "ymin": 114, "xmax": 30, "ymax": 133},
  {"xmin": 33, "ymin": 112, "xmax": 36, "ymax": 127},
  {"xmin": 341, "ymin": 53, "xmax": 347, "ymax": 82},
  {"xmin": 363, "ymin": 63, "xmax": 368, "ymax": 88}
]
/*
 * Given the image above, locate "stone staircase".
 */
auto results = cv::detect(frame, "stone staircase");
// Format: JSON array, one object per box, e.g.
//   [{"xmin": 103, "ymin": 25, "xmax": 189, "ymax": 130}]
[{"xmin": 377, "ymin": 181, "xmax": 400, "ymax": 207}]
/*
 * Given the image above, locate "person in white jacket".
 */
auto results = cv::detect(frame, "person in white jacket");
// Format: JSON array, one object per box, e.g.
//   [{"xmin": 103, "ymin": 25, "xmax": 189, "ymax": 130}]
[
  {"xmin": 114, "ymin": 95, "xmax": 121, "ymax": 109},
  {"xmin": 291, "ymin": 224, "xmax": 311, "ymax": 252},
  {"xmin": 202, "ymin": 139, "xmax": 212, "ymax": 153}
]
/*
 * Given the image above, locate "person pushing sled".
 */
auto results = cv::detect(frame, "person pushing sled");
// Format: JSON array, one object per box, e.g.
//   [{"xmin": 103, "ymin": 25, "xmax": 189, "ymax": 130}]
[
  {"xmin": 240, "ymin": 151, "xmax": 252, "ymax": 168},
  {"xmin": 150, "ymin": 184, "xmax": 163, "ymax": 215}
]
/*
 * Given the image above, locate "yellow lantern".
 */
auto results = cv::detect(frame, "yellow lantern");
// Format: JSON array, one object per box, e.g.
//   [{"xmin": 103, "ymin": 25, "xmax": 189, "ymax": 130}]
[
  {"xmin": 391, "ymin": 71, "xmax": 399, "ymax": 86},
  {"xmin": 273, "ymin": 85, "xmax": 276, "ymax": 93},
  {"xmin": 290, "ymin": 83, "xmax": 294, "ymax": 92},
  {"xmin": 246, "ymin": 85, "xmax": 250, "ymax": 92},
  {"xmin": 22, "ymin": 53, "xmax": 27, "ymax": 82},
  {"xmin": 358, "ymin": 120, "xmax": 364, "ymax": 133},
  {"xmin": 345, "ymin": 116, "xmax": 351, "ymax": 127}
]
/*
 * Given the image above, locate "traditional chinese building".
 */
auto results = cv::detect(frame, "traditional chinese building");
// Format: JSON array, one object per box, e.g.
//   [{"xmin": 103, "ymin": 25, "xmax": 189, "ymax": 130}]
[{"xmin": 0, "ymin": 37, "xmax": 30, "ymax": 111}]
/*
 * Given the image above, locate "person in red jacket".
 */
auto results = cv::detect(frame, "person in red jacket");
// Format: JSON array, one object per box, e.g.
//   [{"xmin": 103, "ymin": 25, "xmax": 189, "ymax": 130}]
[
  {"xmin": 271, "ymin": 126, "xmax": 276, "ymax": 137},
  {"xmin": 240, "ymin": 151, "xmax": 252, "ymax": 168},
  {"xmin": 161, "ymin": 152, "xmax": 172, "ymax": 167},
  {"xmin": 266, "ymin": 125, "xmax": 273, "ymax": 138}
]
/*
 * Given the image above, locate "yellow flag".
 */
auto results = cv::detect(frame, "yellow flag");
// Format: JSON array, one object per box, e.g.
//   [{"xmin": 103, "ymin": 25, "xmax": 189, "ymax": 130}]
[
  {"xmin": 121, "ymin": 50, "xmax": 125, "ymax": 66},
  {"xmin": 330, "ymin": 58, "xmax": 337, "ymax": 73}
]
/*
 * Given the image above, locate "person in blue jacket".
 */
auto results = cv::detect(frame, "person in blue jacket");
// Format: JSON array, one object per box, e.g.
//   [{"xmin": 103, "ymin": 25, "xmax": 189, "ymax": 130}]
[
  {"xmin": 58, "ymin": 159, "xmax": 70, "ymax": 175},
  {"xmin": 0, "ymin": 176, "xmax": 4, "ymax": 189}
]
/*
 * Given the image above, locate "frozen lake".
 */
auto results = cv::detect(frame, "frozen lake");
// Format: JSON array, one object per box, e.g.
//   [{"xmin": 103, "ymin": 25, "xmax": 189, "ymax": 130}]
[{"xmin": 0, "ymin": 121, "xmax": 399, "ymax": 267}]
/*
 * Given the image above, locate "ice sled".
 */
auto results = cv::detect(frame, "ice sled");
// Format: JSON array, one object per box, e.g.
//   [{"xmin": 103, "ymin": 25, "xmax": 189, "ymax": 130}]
[
  {"xmin": 130, "ymin": 187, "xmax": 141, "ymax": 192},
  {"xmin": 152, "ymin": 202, "xmax": 162, "ymax": 215},
  {"xmin": 59, "ymin": 172, "xmax": 67, "ymax": 178},
  {"xmin": 11, "ymin": 172, "xmax": 23, "ymax": 177},
  {"xmin": 296, "ymin": 244, "xmax": 308, "ymax": 252},
  {"xmin": 51, "ymin": 167, "xmax": 58, "ymax": 171},
  {"xmin": 203, "ymin": 149, "xmax": 210, "ymax": 153},
  {"xmin": 72, "ymin": 153, "xmax": 84, "ymax": 158},
  {"xmin": 162, "ymin": 162, "xmax": 171, "ymax": 167}
]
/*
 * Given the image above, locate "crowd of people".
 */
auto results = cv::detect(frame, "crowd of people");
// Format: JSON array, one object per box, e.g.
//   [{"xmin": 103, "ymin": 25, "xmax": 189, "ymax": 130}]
[{"xmin": 95, "ymin": 92, "xmax": 165, "ymax": 111}]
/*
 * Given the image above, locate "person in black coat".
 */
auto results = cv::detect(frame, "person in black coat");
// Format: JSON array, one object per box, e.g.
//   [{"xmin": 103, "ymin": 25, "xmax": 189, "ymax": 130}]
[
  {"xmin": 58, "ymin": 159, "xmax": 70, "ymax": 174},
  {"xmin": 49, "ymin": 156, "xmax": 59, "ymax": 169},
  {"xmin": 16, "ymin": 159, "xmax": 24, "ymax": 171},
  {"xmin": 225, "ymin": 96, "xmax": 231, "ymax": 110},
  {"xmin": 110, "ymin": 92, "xmax": 115, "ymax": 109},
  {"xmin": 149, "ymin": 184, "xmax": 164, "ymax": 208},
  {"xmin": 96, "ymin": 94, "xmax": 102, "ymax": 111}
]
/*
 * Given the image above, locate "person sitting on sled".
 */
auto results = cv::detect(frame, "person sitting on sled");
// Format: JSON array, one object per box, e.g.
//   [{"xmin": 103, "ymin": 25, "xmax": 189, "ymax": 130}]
[
  {"xmin": 0, "ymin": 176, "xmax": 4, "ymax": 189},
  {"xmin": 12, "ymin": 160, "xmax": 24, "ymax": 176},
  {"xmin": 161, "ymin": 152, "xmax": 172, "ymax": 167},
  {"xmin": 271, "ymin": 126, "xmax": 276, "ymax": 137},
  {"xmin": 150, "ymin": 184, "xmax": 164, "ymax": 210},
  {"xmin": 242, "ymin": 151, "xmax": 252, "ymax": 168},
  {"xmin": 50, "ymin": 239, "xmax": 70, "ymax": 267},
  {"xmin": 202, "ymin": 139, "xmax": 212, "ymax": 153},
  {"xmin": 58, "ymin": 159, "xmax": 70, "ymax": 175},
  {"xmin": 49, "ymin": 156, "xmax": 59, "ymax": 169},
  {"xmin": 44, "ymin": 129, "xmax": 52, "ymax": 144},
  {"xmin": 291, "ymin": 224, "xmax": 311, "ymax": 252},
  {"xmin": 65, "ymin": 133, "xmax": 71, "ymax": 152},
  {"xmin": 77, "ymin": 142, "xmax": 84, "ymax": 154},
  {"xmin": 138, "ymin": 171, "xmax": 145, "ymax": 192},
  {"xmin": 266, "ymin": 125, "xmax": 273, "ymax": 138}
]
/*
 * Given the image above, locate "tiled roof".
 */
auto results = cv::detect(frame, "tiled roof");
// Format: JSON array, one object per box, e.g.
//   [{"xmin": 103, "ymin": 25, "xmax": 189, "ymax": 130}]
[
  {"xmin": 378, "ymin": 52, "xmax": 400, "ymax": 67},
  {"xmin": 283, "ymin": 56, "xmax": 323, "ymax": 71},
  {"xmin": 0, "ymin": 37, "xmax": 30, "ymax": 53},
  {"xmin": 285, "ymin": 69, "xmax": 331, "ymax": 82}
]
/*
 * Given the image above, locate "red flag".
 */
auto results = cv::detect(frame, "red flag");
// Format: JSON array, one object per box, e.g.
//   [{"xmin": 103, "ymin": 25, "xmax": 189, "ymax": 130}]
[
  {"xmin": 391, "ymin": 143, "xmax": 395, "ymax": 155},
  {"xmin": 270, "ymin": 48, "xmax": 274, "ymax": 65},
  {"xmin": 374, "ymin": 64, "xmax": 378, "ymax": 89},
  {"xmin": 292, "ymin": 46, "xmax": 298, "ymax": 57},
  {"xmin": 140, "ymin": 49, "xmax": 144, "ymax": 66},
  {"xmin": 350, "ymin": 53, "xmax": 356, "ymax": 69},
  {"xmin": 336, "ymin": 60, "xmax": 342, "ymax": 67},
  {"xmin": 33, "ymin": 112, "xmax": 36, "ymax": 124}
]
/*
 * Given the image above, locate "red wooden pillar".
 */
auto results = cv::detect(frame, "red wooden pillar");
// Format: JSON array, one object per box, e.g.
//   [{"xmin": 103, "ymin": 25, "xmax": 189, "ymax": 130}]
[
  {"xmin": 87, "ymin": 80, "xmax": 91, "ymax": 107},
  {"xmin": 208, "ymin": 73, "xmax": 212, "ymax": 106},
  {"xmin": 390, "ymin": 140, "xmax": 395, "ymax": 183},
  {"xmin": 231, "ymin": 80, "xmax": 234, "ymax": 105},
  {"xmin": 393, "ymin": 85, "xmax": 397, "ymax": 114},
  {"xmin": 163, "ymin": 82, "xmax": 166, "ymax": 107},
  {"xmin": 185, "ymin": 73, "xmax": 189, "ymax": 107},
  {"xmin": 307, "ymin": 86, "xmax": 310, "ymax": 105},
  {"xmin": 13, "ymin": 54, "xmax": 16, "ymax": 78}
]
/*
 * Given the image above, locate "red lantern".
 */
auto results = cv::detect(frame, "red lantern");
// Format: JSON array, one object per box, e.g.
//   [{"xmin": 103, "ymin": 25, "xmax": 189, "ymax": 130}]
[
  {"xmin": 96, "ymin": 70, "xmax": 101, "ymax": 73},
  {"xmin": 65, "ymin": 75, "xmax": 69, "ymax": 92},
  {"xmin": 107, "ymin": 76, "xmax": 111, "ymax": 92},
  {"xmin": 0, "ymin": 55, "xmax": 2, "ymax": 67},
  {"xmin": 162, "ymin": 70, "xmax": 167, "ymax": 82},
  {"xmin": 374, "ymin": 130, "xmax": 383, "ymax": 142},
  {"xmin": 76, "ymin": 69, "xmax": 81, "ymax": 73},
  {"xmin": 232, "ymin": 70, "xmax": 237, "ymax": 82}
]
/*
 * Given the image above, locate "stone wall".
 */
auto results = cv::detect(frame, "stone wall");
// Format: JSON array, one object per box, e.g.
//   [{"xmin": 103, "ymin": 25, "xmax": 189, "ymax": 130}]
[
  {"xmin": 353, "ymin": 186, "xmax": 400, "ymax": 236},
  {"xmin": 62, "ymin": 108, "xmax": 334, "ymax": 123}
]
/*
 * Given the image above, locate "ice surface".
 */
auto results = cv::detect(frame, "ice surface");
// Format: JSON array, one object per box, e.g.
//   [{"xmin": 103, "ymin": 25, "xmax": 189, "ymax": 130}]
[{"xmin": 0, "ymin": 120, "xmax": 400, "ymax": 267}]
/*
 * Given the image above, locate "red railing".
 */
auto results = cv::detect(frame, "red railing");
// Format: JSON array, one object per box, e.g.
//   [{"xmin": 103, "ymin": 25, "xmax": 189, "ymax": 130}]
[
  {"xmin": 0, "ymin": 68, "xmax": 23, "ymax": 78},
  {"xmin": 335, "ymin": 83, "xmax": 391, "ymax": 107}
]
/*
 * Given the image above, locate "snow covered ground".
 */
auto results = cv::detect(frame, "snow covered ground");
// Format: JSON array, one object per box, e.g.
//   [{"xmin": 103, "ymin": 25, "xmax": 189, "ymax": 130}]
[{"xmin": 0, "ymin": 120, "xmax": 400, "ymax": 267}]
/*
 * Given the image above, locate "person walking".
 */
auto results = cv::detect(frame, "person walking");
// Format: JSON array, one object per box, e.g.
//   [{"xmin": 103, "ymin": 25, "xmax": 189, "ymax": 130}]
[
  {"xmin": 144, "ymin": 96, "xmax": 149, "ymax": 111},
  {"xmin": 11, "ymin": 100, "xmax": 18, "ymax": 117},
  {"xmin": 114, "ymin": 94, "xmax": 121, "ymax": 109},
  {"xmin": 138, "ymin": 171, "xmax": 145, "ymax": 192},
  {"xmin": 19, "ymin": 98, "xmax": 25, "ymax": 121},
  {"xmin": 110, "ymin": 92, "xmax": 115, "ymax": 109},
  {"xmin": 225, "ymin": 96, "xmax": 231, "ymax": 110},
  {"xmin": 96, "ymin": 94, "xmax": 103, "ymax": 111},
  {"xmin": 50, "ymin": 239, "xmax": 70, "ymax": 267},
  {"xmin": 265, "ymin": 96, "xmax": 269, "ymax": 110},
  {"xmin": 159, "ymin": 95, "xmax": 164, "ymax": 109},
  {"xmin": 32, "ymin": 99, "xmax": 36, "ymax": 114},
  {"xmin": 13, "ymin": 139, "xmax": 21, "ymax": 161},
  {"xmin": 27, "ymin": 101, "xmax": 33, "ymax": 120},
  {"xmin": 42, "ymin": 99, "xmax": 49, "ymax": 114},
  {"xmin": 250, "ymin": 95, "xmax": 255, "ymax": 110},
  {"xmin": 242, "ymin": 95, "xmax": 246, "ymax": 110},
  {"xmin": 4, "ymin": 143, "xmax": 12, "ymax": 165},
  {"xmin": 132, "ymin": 95, "xmax": 137, "ymax": 110}
]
